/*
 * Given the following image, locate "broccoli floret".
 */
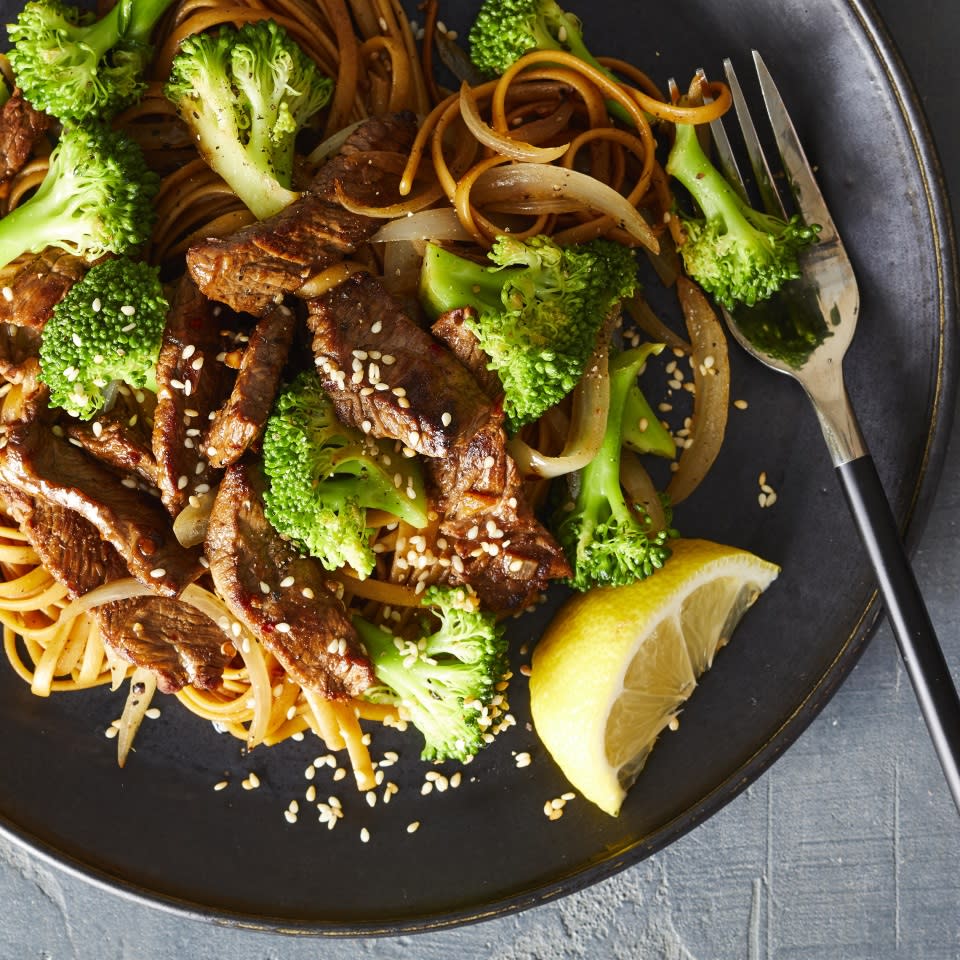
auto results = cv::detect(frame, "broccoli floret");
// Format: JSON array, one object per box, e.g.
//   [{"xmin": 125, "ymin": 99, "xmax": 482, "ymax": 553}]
[
  {"xmin": 554, "ymin": 344, "xmax": 676, "ymax": 590},
  {"xmin": 165, "ymin": 20, "xmax": 333, "ymax": 220},
  {"xmin": 419, "ymin": 235, "xmax": 637, "ymax": 432},
  {"xmin": 356, "ymin": 585, "xmax": 509, "ymax": 762},
  {"xmin": 0, "ymin": 123, "xmax": 159, "ymax": 270},
  {"xmin": 7, "ymin": 0, "xmax": 177, "ymax": 121},
  {"xmin": 261, "ymin": 370, "xmax": 428, "ymax": 579},
  {"xmin": 666, "ymin": 120, "xmax": 819, "ymax": 309},
  {"xmin": 468, "ymin": 0, "xmax": 632, "ymax": 123},
  {"xmin": 469, "ymin": 0, "xmax": 607, "ymax": 81},
  {"xmin": 38, "ymin": 257, "xmax": 167, "ymax": 419}
]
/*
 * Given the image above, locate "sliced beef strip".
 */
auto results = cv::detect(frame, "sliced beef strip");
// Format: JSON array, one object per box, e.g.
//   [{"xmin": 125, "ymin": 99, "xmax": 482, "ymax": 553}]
[
  {"xmin": 95, "ymin": 595, "xmax": 230, "ymax": 693},
  {"xmin": 0, "ymin": 330, "xmax": 40, "ymax": 384},
  {"xmin": 0, "ymin": 398, "xmax": 202, "ymax": 597},
  {"xmin": 0, "ymin": 482, "xmax": 229, "ymax": 692},
  {"xmin": 205, "ymin": 461, "xmax": 373, "ymax": 700},
  {"xmin": 203, "ymin": 301, "xmax": 296, "ymax": 470},
  {"xmin": 186, "ymin": 112, "xmax": 418, "ymax": 316},
  {"xmin": 306, "ymin": 274, "xmax": 492, "ymax": 459},
  {"xmin": 0, "ymin": 88, "xmax": 51, "ymax": 185},
  {"xmin": 425, "ymin": 408, "xmax": 571, "ymax": 614},
  {"xmin": 0, "ymin": 485, "xmax": 128, "ymax": 597},
  {"xmin": 152, "ymin": 276, "xmax": 231, "ymax": 516},
  {"xmin": 430, "ymin": 306, "xmax": 503, "ymax": 400},
  {"xmin": 65, "ymin": 398, "xmax": 159, "ymax": 489},
  {"xmin": 0, "ymin": 248, "xmax": 88, "ymax": 330}
]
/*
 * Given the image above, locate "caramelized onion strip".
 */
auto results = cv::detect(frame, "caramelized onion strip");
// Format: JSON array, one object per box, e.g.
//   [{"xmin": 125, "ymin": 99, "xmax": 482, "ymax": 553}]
[
  {"xmin": 508, "ymin": 338, "xmax": 610, "ymax": 478},
  {"xmin": 665, "ymin": 278, "xmax": 730, "ymax": 504}
]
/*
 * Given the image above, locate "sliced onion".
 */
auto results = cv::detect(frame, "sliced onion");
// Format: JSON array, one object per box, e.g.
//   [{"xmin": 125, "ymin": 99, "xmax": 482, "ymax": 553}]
[
  {"xmin": 508, "ymin": 338, "xmax": 610, "ymax": 478},
  {"xmin": 117, "ymin": 667, "xmax": 157, "ymax": 768},
  {"xmin": 624, "ymin": 294, "xmax": 691, "ymax": 355},
  {"xmin": 458, "ymin": 82, "xmax": 570, "ymax": 163},
  {"xmin": 370, "ymin": 206, "xmax": 474, "ymax": 244},
  {"xmin": 665, "ymin": 278, "xmax": 730, "ymax": 504},
  {"xmin": 297, "ymin": 260, "xmax": 370, "ymax": 299},
  {"xmin": 382, "ymin": 239, "xmax": 423, "ymax": 296},
  {"xmin": 306, "ymin": 120, "xmax": 364, "ymax": 167},
  {"xmin": 180, "ymin": 583, "xmax": 272, "ymax": 749},
  {"xmin": 172, "ymin": 490, "xmax": 215, "ymax": 547},
  {"xmin": 334, "ymin": 178, "xmax": 444, "ymax": 219},
  {"xmin": 471, "ymin": 163, "xmax": 659, "ymax": 252}
]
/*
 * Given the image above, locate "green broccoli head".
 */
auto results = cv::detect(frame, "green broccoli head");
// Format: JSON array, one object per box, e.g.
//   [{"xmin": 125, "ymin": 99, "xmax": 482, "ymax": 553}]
[
  {"xmin": 261, "ymin": 370, "xmax": 428, "ymax": 579},
  {"xmin": 0, "ymin": 123, "xmax": 159, "ymax": 270},
  {"xmin": 419, "ymin": 235, "xmax": 637, "ymax": 432},
  {"xmin": 165, "ymin": 19, "xmax": 333, "ymax": 220},
  {"xmin": 7, "ymin": 0, "xmax": 177, "ymax": 121},
  {"xmin": 468, "ymin": 0, "xmax": 601, "ymax": 78},
  {"xmin": 554, "ymin": 344, "xmax": 677, "ymax": 590},
  {"xmin": 357, "ymin": 585, "xmax": 509, "ymax": 762},
  {"xmin": 666, "ymin": 121, "xmax": 819, "ymax": 309},
  {"xmin": 38, "ymin": 257, "xmax": 167, "ymax": 419}
]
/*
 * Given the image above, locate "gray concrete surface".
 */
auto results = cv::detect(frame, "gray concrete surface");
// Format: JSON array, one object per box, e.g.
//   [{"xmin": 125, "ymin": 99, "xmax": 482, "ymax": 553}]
[{"xmin": 2, "ymin": 0, "xmax": 959, "ymax": 956}]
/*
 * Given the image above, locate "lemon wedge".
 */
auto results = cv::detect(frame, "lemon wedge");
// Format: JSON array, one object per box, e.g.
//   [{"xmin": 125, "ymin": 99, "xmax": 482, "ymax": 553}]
[{"xmin": 529, "ymin": 538, "xmax": 779, "ymax": 816}]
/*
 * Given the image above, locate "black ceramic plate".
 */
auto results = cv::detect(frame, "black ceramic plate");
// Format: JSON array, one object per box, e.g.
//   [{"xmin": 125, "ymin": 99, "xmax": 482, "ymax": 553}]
[{"xmin": 0, "ymin": 0, "xmax": 955, "ymax": 935}]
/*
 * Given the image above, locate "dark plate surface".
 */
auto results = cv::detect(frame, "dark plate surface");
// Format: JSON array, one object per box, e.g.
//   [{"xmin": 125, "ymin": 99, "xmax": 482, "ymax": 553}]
[{"xmin": 0, "ymin": 0, "xmax": 955, "ymax": 935}]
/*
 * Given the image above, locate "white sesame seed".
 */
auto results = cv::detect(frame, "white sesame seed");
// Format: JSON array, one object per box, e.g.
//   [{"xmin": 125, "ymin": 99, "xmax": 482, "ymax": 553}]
[
  {"xmin": 406, "ymin": 821, "xmax": 420, "ymax": 834},
  {"xmin": 214, "ymin": 780, "xmax": 229, "ymax": 791},
  {"xmin": 120, "ymin": 305, "xmax": 136, "ymax": 316},
  {"xmin": 149, "ymin": 568, "xmax": 166, "ymax": 579},
  {"xmin": 276, "ymin": 622, "xmax": 291, "ymax": 633}
]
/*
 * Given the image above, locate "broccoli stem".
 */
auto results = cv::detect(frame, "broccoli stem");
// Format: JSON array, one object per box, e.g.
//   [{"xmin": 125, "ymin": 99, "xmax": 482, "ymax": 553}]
[
  {"xmin": 0, "ymin": 181, "xmax": 82, "ymax": 267},
  {"xmin": 418, "ymin": 243, "xmax": 509, "ymax": 320},
  {"xmin": 73, "ymin": 0, "xmax": 171, "ymax": 59},
  {"xmin": 666, "ymin": 122, "xmax": 759, "ymax": 250},
  {"xmin": 584, "ymin": 343, "xmax": 665, "ymax": 522},
  {"xmin": 353, "ymin": 618, "xmax": 417, "ymax": 703},
  {"xmin": 590, "ymin": 350, "xmax": 637, "ymax": 520},
  {"xmin": 124, "ymin": 0, "xmax": 176, "ymax": 42},
  {"xmin": 188, "ymin": 92, "xmax": 299, "ymax": 221}
]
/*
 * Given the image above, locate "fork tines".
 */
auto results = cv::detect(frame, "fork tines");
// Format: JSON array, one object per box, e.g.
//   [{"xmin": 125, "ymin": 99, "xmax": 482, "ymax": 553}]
[{"xmin": 713, "ymin": 52, "xmax": 838, "ymax": 242}]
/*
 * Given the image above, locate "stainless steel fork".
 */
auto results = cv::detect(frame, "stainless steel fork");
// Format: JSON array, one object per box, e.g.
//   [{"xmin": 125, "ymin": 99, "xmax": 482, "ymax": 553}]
[{"xmin": 711, "ymin": 51, "xmax": 960, "ymax": 812}]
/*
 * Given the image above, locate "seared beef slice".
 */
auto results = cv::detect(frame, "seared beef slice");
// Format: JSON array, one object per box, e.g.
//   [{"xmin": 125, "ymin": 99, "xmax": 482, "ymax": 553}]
[
  {"xmin": 306, "ymin": 274, "xmax": 493, "ymax": 459},
  {"xmin": 0, "ymin": 487, "xmax": 228, "ymax": 692},
  {"xmin": 0, "ymin": 248, "xmax": 87, "ymax": 330},
  {"xmin": 96, "ymin": 596, "xmax": 230, "ymax": 693},
  {"xmin": 0, "ymin": 88, "xmax": 51, "ymax": 185},
  {"xmin": 0, "ymin": 413, "xmax": 202, "ymax": 596},
  {"xmin": 152, "ymin": 275, "xmax": 229, "ymax": 515},
  {"xmin": 205, "ymin": 462, "xmax": 373, "ymax": 699},
  {"xmin": 203, "ymin": 301, "xmax": 295, "ymax": 469},
  {"xmin": 186, "ymin": 112, "xmax": 418, "ymax": 316}
]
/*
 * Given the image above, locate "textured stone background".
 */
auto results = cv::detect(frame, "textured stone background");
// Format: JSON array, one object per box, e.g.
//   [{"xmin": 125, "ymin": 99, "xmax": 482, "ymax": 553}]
[{"xmin": 1, "ymin": 0, "xmax": 958, "ymax": 956}]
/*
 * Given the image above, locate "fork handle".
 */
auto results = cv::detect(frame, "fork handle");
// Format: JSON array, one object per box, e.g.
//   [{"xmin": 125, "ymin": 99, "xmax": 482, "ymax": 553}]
[{"xmin": 837, "ymin": 454, "xmax": 960, "ymax": 813}]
